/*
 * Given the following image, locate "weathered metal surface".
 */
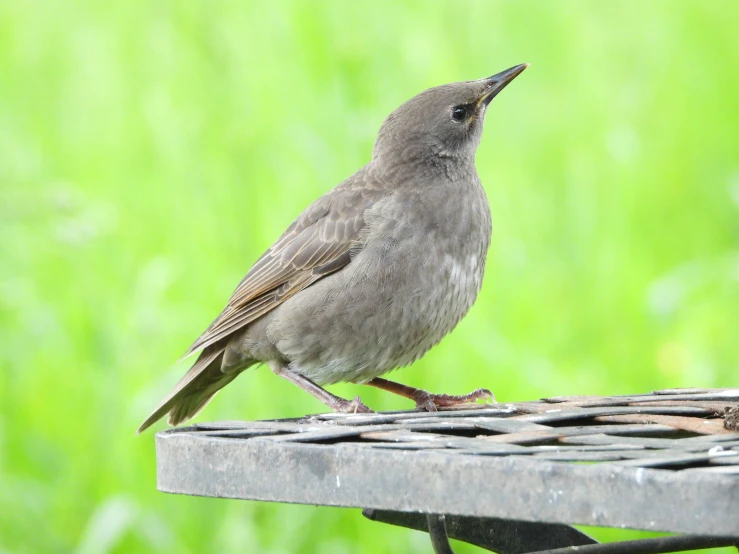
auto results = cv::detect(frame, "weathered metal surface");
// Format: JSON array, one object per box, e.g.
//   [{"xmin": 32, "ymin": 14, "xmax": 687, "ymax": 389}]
[{"xmin": 156, "ymin": 388, "xmax": 739, "ymax": 536}]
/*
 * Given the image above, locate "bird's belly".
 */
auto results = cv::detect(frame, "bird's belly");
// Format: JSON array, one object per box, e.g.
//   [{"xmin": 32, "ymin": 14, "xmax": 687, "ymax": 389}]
[{"xmin": 269, "ymin": 238, "xmax": 486, "ymax": 385}]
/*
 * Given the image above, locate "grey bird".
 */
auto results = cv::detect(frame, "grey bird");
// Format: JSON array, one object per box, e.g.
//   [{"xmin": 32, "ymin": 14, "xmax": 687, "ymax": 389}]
[{"xmin": 138, "ymin": 63, "xmax": 528, "ymax": 433}]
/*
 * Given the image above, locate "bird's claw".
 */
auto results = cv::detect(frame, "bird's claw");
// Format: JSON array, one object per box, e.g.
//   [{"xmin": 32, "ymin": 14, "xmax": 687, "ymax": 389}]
[
  {"xmin": 413, "ymin": 388, "xmax": 496, "ymax": 412},
  {"xmin": 333, "ymin": 395, "xmax": 374, "ymax": 414}
]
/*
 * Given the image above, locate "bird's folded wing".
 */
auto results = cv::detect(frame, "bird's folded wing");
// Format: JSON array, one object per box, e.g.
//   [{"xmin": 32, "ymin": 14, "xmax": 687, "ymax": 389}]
[{"xmin": 181, "ymin": 185, "xmax": 376, "ymax": 357}]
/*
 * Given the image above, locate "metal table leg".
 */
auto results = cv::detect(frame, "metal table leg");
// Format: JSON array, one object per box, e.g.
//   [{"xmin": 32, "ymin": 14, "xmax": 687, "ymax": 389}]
[{"xmin": 363, "ymin": 509, "xmax": 596, "ymax": 553}]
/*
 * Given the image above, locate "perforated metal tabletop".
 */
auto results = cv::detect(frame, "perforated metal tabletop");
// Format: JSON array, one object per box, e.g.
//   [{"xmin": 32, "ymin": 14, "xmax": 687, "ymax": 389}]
[{"xmin": 156, "ymin": 388, "xmax": 739, "ymax": 553}]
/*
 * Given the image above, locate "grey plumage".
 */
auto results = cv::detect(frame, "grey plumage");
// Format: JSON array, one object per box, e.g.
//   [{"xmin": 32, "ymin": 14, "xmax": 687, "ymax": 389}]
[{"xmin": 138, "ymin": 64, "xmax": 527, "ymax": 433}]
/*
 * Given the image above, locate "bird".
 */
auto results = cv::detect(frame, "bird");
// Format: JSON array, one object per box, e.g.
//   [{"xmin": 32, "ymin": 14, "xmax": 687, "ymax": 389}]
[{"xmin": 138, "ymin": 63, "xmax": 528, "ymax": 433}]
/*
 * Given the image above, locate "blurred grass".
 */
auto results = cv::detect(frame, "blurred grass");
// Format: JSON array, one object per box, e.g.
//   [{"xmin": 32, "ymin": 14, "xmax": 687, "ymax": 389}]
[{"xmin": 1, "ymin": 0, "xmax": 738, "ymax": 552}]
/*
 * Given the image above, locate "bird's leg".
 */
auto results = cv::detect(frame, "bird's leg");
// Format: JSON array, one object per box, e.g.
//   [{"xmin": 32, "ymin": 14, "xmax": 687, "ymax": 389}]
[
  {"xmin": 365, "ymin": 377, "xmax": 495, "ymax": 412},
  {"xmin": 269, "ymin": 362, "xmax": 373, "ymax": 414}
]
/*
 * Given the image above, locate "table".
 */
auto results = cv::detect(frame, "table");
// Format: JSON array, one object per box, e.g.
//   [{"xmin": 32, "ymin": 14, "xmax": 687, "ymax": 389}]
[{"xmin": 156, "ymin": 388, "xmax": 739, "ymax": 553}]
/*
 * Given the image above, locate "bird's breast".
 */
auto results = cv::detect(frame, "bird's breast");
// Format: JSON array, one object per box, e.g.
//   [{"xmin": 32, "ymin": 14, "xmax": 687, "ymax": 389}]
[{"xmin": 355, "ymin": 181, "xmax": 491, "ymax": 367}]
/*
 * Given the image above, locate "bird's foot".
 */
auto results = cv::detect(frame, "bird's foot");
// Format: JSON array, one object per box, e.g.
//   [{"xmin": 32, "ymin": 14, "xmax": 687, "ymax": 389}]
[
  {"xmin": 412, "ymin": 388, "xmax": 496, "ymax": 412},
  {"xmin": 270, "ymin": 363, "xmax": 374, "ymax": 414},
  {"xmin": 331, "ymin": 395, "xmax": 374, "ymax": 414}
]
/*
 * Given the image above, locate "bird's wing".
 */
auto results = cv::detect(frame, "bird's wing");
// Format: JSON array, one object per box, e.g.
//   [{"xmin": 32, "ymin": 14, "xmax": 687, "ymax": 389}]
[{"xmin": 181, "ymin": 182, "xmax": 378, "ymax": 358}]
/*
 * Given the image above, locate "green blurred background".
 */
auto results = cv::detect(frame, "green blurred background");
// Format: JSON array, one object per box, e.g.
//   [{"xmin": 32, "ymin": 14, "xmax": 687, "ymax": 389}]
[{"xmin": 1, "ymin": 0, "xmax": 738, "ymax": 552}]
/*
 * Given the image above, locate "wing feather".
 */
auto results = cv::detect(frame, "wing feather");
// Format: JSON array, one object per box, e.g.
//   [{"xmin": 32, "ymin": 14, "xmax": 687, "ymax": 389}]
[{"xmin": 181, "ymin": 181, "xmax": 379, "ymax": 358}]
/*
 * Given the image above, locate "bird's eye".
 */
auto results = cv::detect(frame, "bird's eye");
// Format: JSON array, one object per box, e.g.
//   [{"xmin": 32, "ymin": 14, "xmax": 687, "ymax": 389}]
[{"xmin": 451, "ymin": 106, "xmax": 468, "ymax": 122}]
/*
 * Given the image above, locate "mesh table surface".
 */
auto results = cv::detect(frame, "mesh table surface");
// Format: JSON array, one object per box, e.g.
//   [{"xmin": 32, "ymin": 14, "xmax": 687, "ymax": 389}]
[{"xmin": 156, "ymin": 388, "xmax": 739, "ymax": 537}]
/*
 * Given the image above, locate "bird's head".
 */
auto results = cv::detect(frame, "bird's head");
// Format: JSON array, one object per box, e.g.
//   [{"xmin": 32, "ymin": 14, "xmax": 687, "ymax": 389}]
[{"xmin": 372, "ymin": 64, "xmax": 528, "ymax": 168}]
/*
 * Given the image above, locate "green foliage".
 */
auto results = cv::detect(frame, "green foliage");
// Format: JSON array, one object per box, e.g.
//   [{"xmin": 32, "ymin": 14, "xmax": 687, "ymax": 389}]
[{"xmin": 1, "ymin": 1, "xmax": 737, "ymax": 552}]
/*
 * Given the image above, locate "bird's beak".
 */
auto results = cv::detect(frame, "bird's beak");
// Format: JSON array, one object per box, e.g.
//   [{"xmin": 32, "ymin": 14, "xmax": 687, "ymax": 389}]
[{"xmin": 478, "ymin": 63, "xmax": 529, "ymax": 106}]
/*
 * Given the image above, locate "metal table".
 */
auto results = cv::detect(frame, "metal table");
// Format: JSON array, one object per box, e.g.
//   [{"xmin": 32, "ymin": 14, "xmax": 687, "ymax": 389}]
[{"xmin": 156, "ymin": 388, "xmax": 739, "ymax": 553}]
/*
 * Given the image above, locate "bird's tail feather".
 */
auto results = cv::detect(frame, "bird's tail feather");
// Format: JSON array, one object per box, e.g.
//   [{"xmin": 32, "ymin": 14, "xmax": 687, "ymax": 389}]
[{"xmin": 137, "ymin": 342, "xmax": 244, "ymax": 433}]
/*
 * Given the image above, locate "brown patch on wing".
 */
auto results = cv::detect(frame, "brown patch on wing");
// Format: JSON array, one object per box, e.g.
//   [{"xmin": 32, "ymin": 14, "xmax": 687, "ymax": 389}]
[{"xmin": 181, "ymin": 182, "xmax": 378, "ymax": 358}]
